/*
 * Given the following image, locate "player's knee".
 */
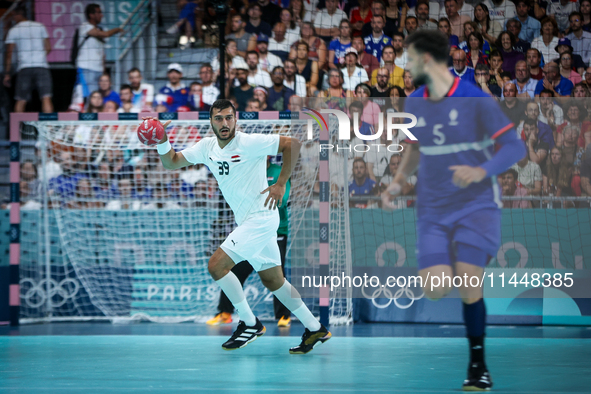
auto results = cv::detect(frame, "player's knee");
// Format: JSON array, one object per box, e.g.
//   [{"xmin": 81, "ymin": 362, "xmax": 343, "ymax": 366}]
[
  {"xmin": 423, "ymin": 286, "xmax": 452, "ymax": 301},
  {"xmin": 208, "ymin": 256, "xmax": 226, "ymax": 280}
]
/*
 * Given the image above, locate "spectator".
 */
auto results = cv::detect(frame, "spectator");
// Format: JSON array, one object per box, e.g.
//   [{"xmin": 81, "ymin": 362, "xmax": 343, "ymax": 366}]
[
  {"xmin": 280, "ymin": 9, "xmax": 301, "ymax": 46},
  {"xmin": 75, "ymin": 4, "xmax": 123, "ymax": 98},
  {"xmin": 283, "ymin": 59, "xmax": 307, "ymax": 98},
  {"xmin": 199, "ymin": 64, "xmax": 220, "ymax": 109},
  {"xmin": 523, "ymin": 117, "xmax": 549, "ymax": 165},
  {"xmin": 465, "ymin": 32, "xmax": 488, "ymax": 69},
  {"xmin": 497, "ymin": 31, "xmax": 525, "ymax": 79},
  {"xmin": 353, "ymin": 35, "xmax": 380, "ymax": 76},
  {"xmin": 319, "ymin": 69, "xmax": 350, "ymax": 99},
  {"xmin": 349, "ymin": 157, "xmax": 377, "ymax": 208},
  {"xmin": 245, "ymin": 98, "xmax": 261, "ymax": 112},
  {"xmin": 228, "ymin": 15, "xmax": 253, "ymax": 58},
  {"xmin": 438, "ymin": 18, "xmax": 460, "ymax": 54},
  {"xmin": 229, "ymin": 63, "xmax": 253, "ymax": 111},
  {"xmin": 500, "ymin": 168, "xmax": 531, "ymax": 208},
  {"xmin": 438, "ymin": 0, "xmax": 473, "ymax": 19},
  {"xmin": 500, "ymin": 82, "xmax": 526, "ymax": 125},
  {"xmin": 293, "ymin": 42, "xmax": 320, "ymax": 96},
  {"xmin": 329, "ymin": 20, "xmax": 353, "ymax": 68},
  {"xmin": 159, "ymin": 63, "xmax": 188, "ymax": 112},
  {"xmin": 355, "ymin": 83, "xmax": 381, "ymax": 125},
  {"xmin": 556, "ymin": 101, "xmax": 591, "ymax": 147},
  {"xmin": 385, "ymin": 0, "xmax": 408, "ymax": 33},
  {"xmin": 364, "ymin": 116, "xmax": 404, "ymax": 181},
  {"xmin": 389, "ymin": 85, "xmax": 406, "ymax": 110},
  {"xmin": 506, "ymin": 19, "xmax": 531, "ymax": 54},
  {"xmin": 513, "ymin": 60, "xmax": 537, "ymax": 98},
  {"xmin": 404, "ymin": 16, "xmax": 418, "ymax": 35},
  {"xmin": 512, "ymin": 153, "xmax": 543, "ymax": 196},
  {"xmin": 35, "ymin": 143, "xmax": 62, "ymax": 182},
  {"xmin": 391, "ymin": 32, "xmax": 408, "ymax": 69},
  {"xmin": 342, "ymin": 48, "xmax": 370, "ymax": 91},
  {"xmin": 544, "ymin": 147, "xmax": 574, "ymax": 197},
  {"xmin": 3, "ymin": 5, "xmax": 53, "ymax": 113},
  {"xmin": 554, "ymin": 38, "xmax": 585, "ymax": 76},
  {"xmin": 558, "ymin": 125, "xmax": 586, "ymax": 195},
  {"xmin": 534, "ymin": 62, "xmax": 574, "ymax": 97},
  {"xmin": 559, "ymin": 52, "xmax": 583, "ymax": 85},
  {"xmin": 350, "ymin": 0, "xmax": 373, "ymax": 37},
  {"xmin": 98, "ymin": 74, "xmax": 121, "ymax": 106},
  {"xmin": 289, "ymin": 22, "xmax": 328, "ymax": 71},
  {"xmin": 132, "ymin": 168, "xmax": 153, "ymax": 200},
  {"xmin": 371, "ymin": 67, "xmax": 393, "ymax": 98},
  {"xmin": 378, "ymin": 153, "xmax": 417, "ymax": 201},
  {"xmin": 103, "ymin": 100, "xmax": 118, "ymax": 112},
  {"xmin": 21, "ymin": 161, "xmax": 40, "ymax": 204},
  {"xmin": 106, "ymin": 178, "xmax": 142, "ymax": 210},
  {"xmin": 245, "ymin": 3, "xmax": 272, "ymax": 37},
  {"xmin": 315, "ymin": 0, "xmax": 348, "ymax": 42},
  {"xmin": 118, "ymin": 85, "xmax": 138, "ymax": 113},
  {"xmin": 128, "ymin": 67, "xmax": 154, "ymax": 111},
  {"xmin": 516, "ymin": 100, "xmax": 556, "ymax": 149},
  {"xmin": 444, "ymin": 0, "xmax": 471, "ymax": 42},
  {"xmin": 547, "ymin": 0, "xmax": 578, "ymax": 33},
  {"xmin": 259, "ymin": 0, "xmax": 283, "ymax": 27},
  {"xmin": 289, "ymin": 0, "xmax": 312, "ymax": 27},
  {"xmin": 246, "ymin": 51, "xmax": 272, "ymax": 88},
  {"xmin": 165, "ymin": 0, "xmax": 198, "ymax": 48},
  {"xmin": 582, "ymin": 0, "xmax": 591, "ymax": 32},
  {"xmin": 211, "ymin": 39, "xmax": 245, "ymax": 78},
  {"xmin": 474, "ymin": 3, "xmax": 503, "ymax": 45},
  {"xmin": 526, "ymin": 48, "xmax": 544, "ymax": 80},
  {"xmin": 566, "ymin": 12, "xmax": 591, "ymax": 67},
  {"xmin": 572, "ymin": 81, "xmax": 591, "ymax": 97},
  {"xmin": 531, "ymin": 17, "xmax": 560, "ymax": 65},
  {"xmin": 371, "ymin": 45, "xmax": 403, "ymax": 88},
  {"xmin": 403, "ymin": 70, "xmax": 415, "ymax": 96},
  {"xmin": 511, "ymin": 0, "xmax": 541, "ymax": 44},
  {"xmin": 254, "ymin": 34, "xmax": 283, "ymax": 73},
  {"xmin": 72, "ymin": 178, "xmax": 102, "ymax": 209},
  {"xmin": 363, "ymin": 15, "xmax": 393, "ymax": 63},
  {"xmin": 450, "ymin": 49, "xmax": 476, "ymax": 84},
  {"xmin": 483, "ymin": 0, "xmax": 517, "ymax": 23},
  {"xmin": 580, "ymin": 148, "xmax": 591, "ymax": 198},
  {"xmin": 253, "ymin": 87, "xmax": 269, "ymax": 111},
  {"xmin": 348, "ymin": 101, "xmax": 375, "ymax": 140},
  {"xmin": 48, "ymin": 152, "xmax": 88, "ymax": 201},
  {"xmin": 288, "ymin": 95, "xmax": 304, "ymax": 111},
  {"xmin": 414, "ymin": 0, "xmax": 437, "ymax": 30},
  {"xmin": 475, "ymin": 64, "xmax": 502, "ymax": 97},
  {"xmin": 150, "ymin": 183, "xmax": 180, "ymax": 210},
  {"xmin": 361, "ymin": 0, "xmax": 398, "ymax": 39},
  {"xmin": 85, "ymin": 91, "xmax": 103, "ymax": 113},
  {"xmin": 188, "ymin": 82, "xmax": 203, "ymax": 111},
  {"xmin": 267, "ymin": 66, "xmax": 294, "ymax": 111},
  {"xmin": 457, "ymin": 22, "xmax": 489, "ymax": 54},
  {"xmin": 539, "ymin": 89, "xmax": 564, "ymax": 126},
  {"xmin": 268, "ymin": 22, "xmax": 292, "ymax": 62}
]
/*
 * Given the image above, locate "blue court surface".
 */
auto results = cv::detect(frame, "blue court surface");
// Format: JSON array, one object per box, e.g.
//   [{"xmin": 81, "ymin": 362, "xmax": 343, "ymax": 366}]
[{"xmin": 1, "ymin": 323, "xmax": 590, "ymax": 393}]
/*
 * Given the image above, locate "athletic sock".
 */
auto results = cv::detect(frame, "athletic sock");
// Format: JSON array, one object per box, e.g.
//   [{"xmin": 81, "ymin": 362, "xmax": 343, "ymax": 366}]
[
  {"xmin": 273, "ymin": 280, "xmax": 321, "ymax": 331},
  {"xmin": 216, "ymin": 272, "xmax": 256, "ymax": 326},
  {"xmin": 463, "ymin": 298, "xmax": 486, "ymax": 365}
]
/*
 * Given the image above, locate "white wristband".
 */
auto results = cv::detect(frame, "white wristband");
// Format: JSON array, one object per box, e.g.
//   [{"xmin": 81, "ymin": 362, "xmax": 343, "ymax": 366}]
[{"xmin": 156, "ymin": 140, "xmax": 172, "ymax": 155}]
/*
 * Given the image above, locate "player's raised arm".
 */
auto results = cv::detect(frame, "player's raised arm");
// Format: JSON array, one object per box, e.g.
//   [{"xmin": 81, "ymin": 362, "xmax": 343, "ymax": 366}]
[
  {"xmin": 139, "ymin": 117, "xmax": 192, "ymax": 170},
  {"xmin": 261, "ymin": 136, "xmax": 301, "ymax": 210},
  {"xmin": 381, "ymin": 142, "xmax": 420, "ymax": 208}
]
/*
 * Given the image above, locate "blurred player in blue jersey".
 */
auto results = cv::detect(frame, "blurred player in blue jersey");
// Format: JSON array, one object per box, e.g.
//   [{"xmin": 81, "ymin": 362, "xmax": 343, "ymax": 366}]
[{"xmin": 381, "ymin": 30, "xmax": 526, "ymax": 391}]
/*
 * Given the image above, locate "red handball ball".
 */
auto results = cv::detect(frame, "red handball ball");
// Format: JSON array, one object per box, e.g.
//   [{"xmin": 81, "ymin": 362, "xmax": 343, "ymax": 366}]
[{"xmin": 137, "ymin": 118, "xmax": 165, "ymax": 146}]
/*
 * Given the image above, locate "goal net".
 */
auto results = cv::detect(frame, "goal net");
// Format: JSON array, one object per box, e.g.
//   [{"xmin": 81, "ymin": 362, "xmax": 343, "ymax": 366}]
[{"xmin": 18, "ymin": 116, "xmax": 353, "ymax": 324}]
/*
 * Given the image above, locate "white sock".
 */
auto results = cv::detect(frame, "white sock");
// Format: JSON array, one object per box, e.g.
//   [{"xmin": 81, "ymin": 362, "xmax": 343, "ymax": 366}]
[
  {"xmin": 216, "ymin": 272, "xmax": 256, "ymax": 326},
  {"xmin": 273, "ymin": 280, "xmax": 321, "ymax": 331}
]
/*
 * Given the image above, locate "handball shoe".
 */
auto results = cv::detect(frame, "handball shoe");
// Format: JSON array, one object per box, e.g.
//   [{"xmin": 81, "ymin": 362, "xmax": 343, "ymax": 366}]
[
  {"xmin": 289, "ymin": 324, "xmax": 331, "ymax": 354},
  {"xmin": 277, "ymin": 316, "xmax": 291, "ymax": 327},
  {"xmin": 206, "ymin": 312, "xmax": 233, "ymax": 326},
  {"xmin": 222, "ymin": 318, "xmax": 265, "ymax": 350},
  {"xmin": 462, "ymin": 362, "xmax": 493, "ymax": 391}
]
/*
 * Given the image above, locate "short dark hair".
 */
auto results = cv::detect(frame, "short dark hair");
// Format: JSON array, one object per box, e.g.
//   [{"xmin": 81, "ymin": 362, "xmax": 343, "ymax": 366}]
[
  {"xmin": 85, "ymin": 3, "xmax": 101, "ymax": 20},
  {"xmin": 500, "ymin": 71, "xmax": 512, "ymax": 80},
  {"xmin": 190, "ymin": 82, "xmax": 202, "ymax": 88},
  {"xmin": 570, "ymin": 11, "xmax": 583, "ymax": 21},
  {"xmin": 210, "ymin": 99, "xmax": 236, "ymax": 118},
  {"xmin": 475, "ymin": 63, "xmax": 490, "ymax": 72},
  {"xmin": 391, "ymin": 31, "xmax": 405, "ymax": 41},
  {"xmin": 406, "ymin": 16, "xmax": 418, "ymax": 23},
  {"xmin": 502, "ymin": 168, "xmax": 518, "ymax": 180},
  {"xmin": 349, "ymin": 101, "xmax": 364, "ymax": 112},
  {"xmin": 13, "ymin": 5, "xmax": 27, "ymax": 17},
  {"xmin": 404, "ymin": 30, "xmax": 449, "ymax": 63},
  {"xmin": 120, "ymin": 84, "xmax": 132, "ymax": 92},
  {"xmin": 246, "ymin": 50, "xmax": 259, "ymax": 59},
  {"xmin": 489, "ymin": 49, "xmax": 503, "ymax": 61},
  {"xmin": 272, "ymin": 66, "xmax": 285, "ymax": 75},
  {"xmin": 523, "ymin": 117, "xmax": 538, "ymax": 128},
  {"xmin": 514, "ymin": 0, "xmax": 528, "ymax": 6},
  {"xmin": 540, "ymin": 89, "xmax": 555, "ymax": 97},
  {"xmin": 128, "ymin": 67, "xmax": 141, "ymax": 75}
]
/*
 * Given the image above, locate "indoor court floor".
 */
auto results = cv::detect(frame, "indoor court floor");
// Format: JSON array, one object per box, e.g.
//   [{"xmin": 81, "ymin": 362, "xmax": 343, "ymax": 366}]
[{"xmin": 1, "ymin": 323, "xmax": 590, "ymax": 393}]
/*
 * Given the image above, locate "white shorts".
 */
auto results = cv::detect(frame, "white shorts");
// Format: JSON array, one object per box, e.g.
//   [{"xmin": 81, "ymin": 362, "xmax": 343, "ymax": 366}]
[{"xmin": 220, "ymin": 212, "xmax": 281, "ymax": 272}]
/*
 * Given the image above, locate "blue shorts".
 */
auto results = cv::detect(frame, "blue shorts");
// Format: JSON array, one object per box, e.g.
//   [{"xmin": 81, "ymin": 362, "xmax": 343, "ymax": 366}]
[{"xmin": 416, "ymin": 208, "xmax": 501, "ymax": 270}]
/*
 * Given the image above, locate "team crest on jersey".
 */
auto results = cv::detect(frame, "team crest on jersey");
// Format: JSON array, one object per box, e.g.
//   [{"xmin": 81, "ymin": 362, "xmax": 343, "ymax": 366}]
[
  {"xmin": 383, "ymin": 38, "xmax": 388, "ymax": 44},
  {"xmin": 231, "ymin": 155, "xmax": 241, "ymax": 162}
]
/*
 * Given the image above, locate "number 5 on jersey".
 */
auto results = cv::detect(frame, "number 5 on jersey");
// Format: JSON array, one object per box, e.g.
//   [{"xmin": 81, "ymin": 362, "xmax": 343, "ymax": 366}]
[{"xmin": 218, "ymin": 161, "xmax": 229, "ymax": 175}]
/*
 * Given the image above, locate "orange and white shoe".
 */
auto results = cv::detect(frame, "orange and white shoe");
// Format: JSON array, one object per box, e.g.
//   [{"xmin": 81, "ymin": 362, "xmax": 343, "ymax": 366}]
[
  {"xmin": 206, "ymin": 312, "xmax": 233, "ymax": 325},
  {"xmin": 277, "ymin": 316, "xmax": 291, "ymax": 327}
]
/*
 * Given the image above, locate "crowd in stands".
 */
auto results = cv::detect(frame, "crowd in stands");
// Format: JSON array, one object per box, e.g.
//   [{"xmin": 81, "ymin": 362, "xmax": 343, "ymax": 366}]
[{"xmin": 4, "ymin": 1, "xmax": 591, "ymax": 209}]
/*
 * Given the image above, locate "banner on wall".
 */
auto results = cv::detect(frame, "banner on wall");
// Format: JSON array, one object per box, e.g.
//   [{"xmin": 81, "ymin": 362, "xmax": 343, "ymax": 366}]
[{"xmin": 35, "ymin": 0, "xmax": 141, "ymax": 63}]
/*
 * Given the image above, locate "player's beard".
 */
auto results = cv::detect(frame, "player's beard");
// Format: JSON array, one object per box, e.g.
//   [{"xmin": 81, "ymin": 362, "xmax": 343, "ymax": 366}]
[
  {"xmin": 411, "ymin": 71, "xmax": 430, "ymax": 88},
  {"xmin": 213, "ymin": 124, "xmax": 236, "ymax": 141}
]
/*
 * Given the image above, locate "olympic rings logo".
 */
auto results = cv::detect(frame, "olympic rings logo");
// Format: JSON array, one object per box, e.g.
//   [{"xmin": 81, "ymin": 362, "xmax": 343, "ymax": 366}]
[
  {"xmin": 241, "ymin": 112, "xmax": 256, "ymax": 120},
  {"xmin": 20, "ymin": 278, "xmax": 80, "ymax": 308},
  {"xmin": 361, "ymin": 281, "xmax": 424, "ymax": 310}
]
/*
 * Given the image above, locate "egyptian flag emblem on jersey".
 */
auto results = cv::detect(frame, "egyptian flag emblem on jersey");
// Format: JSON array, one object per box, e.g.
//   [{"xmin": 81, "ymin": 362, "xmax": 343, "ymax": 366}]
[{"xmin": 231, "ymin": 155, "xmax": 241, "ymax": 162}]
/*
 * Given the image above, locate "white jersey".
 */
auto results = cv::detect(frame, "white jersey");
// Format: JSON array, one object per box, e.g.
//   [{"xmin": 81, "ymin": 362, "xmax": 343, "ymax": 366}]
[{"xmin": 181, "ymin": 131, "xmax": 280, "ymax": 225}]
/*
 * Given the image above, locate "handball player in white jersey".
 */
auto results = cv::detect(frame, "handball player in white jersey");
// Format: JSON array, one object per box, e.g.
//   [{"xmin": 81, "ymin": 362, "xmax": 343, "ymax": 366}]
[{"xmin": 144, "ymin": 99, "xmax": 331, "ymax": 353}]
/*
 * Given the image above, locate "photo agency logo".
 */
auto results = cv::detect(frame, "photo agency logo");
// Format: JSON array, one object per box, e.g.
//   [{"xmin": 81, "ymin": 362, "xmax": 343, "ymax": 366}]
[{"xmin": 303, "ymin": 108, "xmax": 418, "ymax": 153}]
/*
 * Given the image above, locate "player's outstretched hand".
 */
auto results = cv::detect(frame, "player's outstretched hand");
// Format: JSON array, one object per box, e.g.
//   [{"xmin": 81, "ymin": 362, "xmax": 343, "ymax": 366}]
[
  {"xmin": 381, "ymin": 182, "xmax": 401, "ymax": 212},
  {"xmin": 449, "ymin": 165, "xmax": 487, "ymax": 188},
  {"xmin": 141, "ymin": 116, "xmax": 172, "ymax": 143},
  {"xmin": 261, "ymin": 183, "xmax": 286, "ymax": 210}
]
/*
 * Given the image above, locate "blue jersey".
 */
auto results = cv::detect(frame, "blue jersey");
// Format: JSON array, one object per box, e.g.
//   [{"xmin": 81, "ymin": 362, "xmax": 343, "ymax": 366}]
[
  {"xmin": 363, "ymin": 34, "xmax": 392, "ymax": 63},
  {"xmin": 159, "ymin": 83, "xmax": 189, "ymax": 112},
  {"xmin": 329, "ymin": 38, "xmax": 352, "ymax": 65},
  {"xmin": 404, "ymin": 78, "xmax": 518, "ymax": 215}
]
